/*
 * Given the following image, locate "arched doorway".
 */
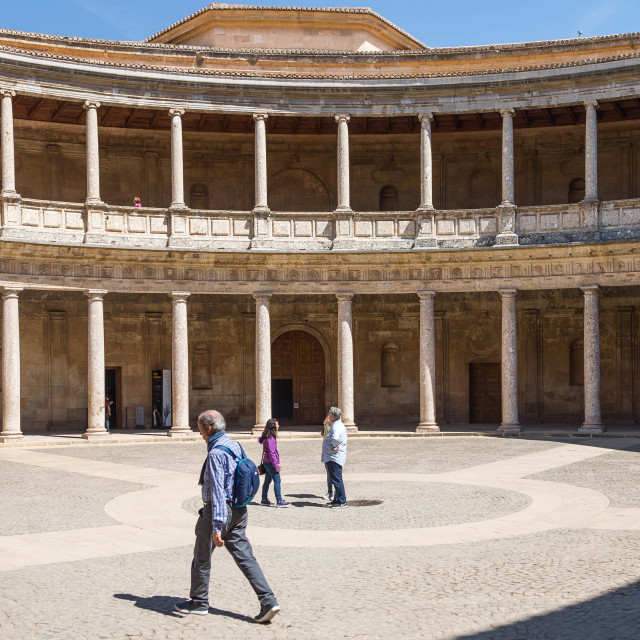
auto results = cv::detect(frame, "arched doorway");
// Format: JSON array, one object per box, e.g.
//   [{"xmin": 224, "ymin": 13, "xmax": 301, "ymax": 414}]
[{"xmin": 271, "ymin": 330, "xmax": 325, "ymax": 425}]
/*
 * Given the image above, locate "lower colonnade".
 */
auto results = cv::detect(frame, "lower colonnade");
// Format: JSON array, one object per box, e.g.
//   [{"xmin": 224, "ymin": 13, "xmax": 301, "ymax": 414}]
[{"xmin": 0, "ymin": 282, "xmax": 608, "ymax": 442}]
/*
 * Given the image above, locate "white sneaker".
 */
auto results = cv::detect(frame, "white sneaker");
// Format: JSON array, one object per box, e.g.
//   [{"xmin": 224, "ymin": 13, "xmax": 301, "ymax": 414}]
[{"xmin": 323, "ymin": 492, "xmax": 333, "ymax": 501}]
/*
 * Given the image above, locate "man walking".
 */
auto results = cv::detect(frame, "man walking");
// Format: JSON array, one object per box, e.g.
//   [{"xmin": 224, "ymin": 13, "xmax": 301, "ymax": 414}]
[
  {"xmin": 175, "ymin": 409, "xmax": 280, "ymax": 623},
  {"xmin": 322, "ymin": 406, "xmax": 348, "ymax": 508}
]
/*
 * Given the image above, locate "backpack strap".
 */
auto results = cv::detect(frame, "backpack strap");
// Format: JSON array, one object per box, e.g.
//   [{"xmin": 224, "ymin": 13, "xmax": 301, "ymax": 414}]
[{"xmin": 214, "ymin": 444, "xmax": 246, "ymax": 460}]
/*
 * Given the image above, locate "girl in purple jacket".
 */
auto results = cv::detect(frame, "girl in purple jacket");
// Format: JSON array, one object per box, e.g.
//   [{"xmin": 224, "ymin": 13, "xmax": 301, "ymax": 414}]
[{"xmin": 258, "ymin": 418, "xmax": 290, "ymax": 508}]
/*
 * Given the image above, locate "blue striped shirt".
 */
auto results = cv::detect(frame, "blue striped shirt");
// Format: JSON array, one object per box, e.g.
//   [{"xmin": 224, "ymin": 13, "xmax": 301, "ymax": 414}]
[{"xmin": 201, "ymin": 433, "xmax": 242, "ymax": 532}]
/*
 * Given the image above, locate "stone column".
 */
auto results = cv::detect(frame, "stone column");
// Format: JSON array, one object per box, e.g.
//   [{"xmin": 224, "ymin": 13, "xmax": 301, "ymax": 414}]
[
  {"xmin": 83, "ymin": 289, "xmax": 109, "ymax": 440},
  {"xmin": 418, "ymin": 113, "xmax": 434, "ymax": 211},
  {"xmin": 253, "ymin": 293, "xmax": 272, "ymax": 433},
  {"xmin": 0, "ymin": 285, "xmax": 23, "ymax": 441},
  {"xmin": 498, "ymin": 289, "xmax": 520, "ymax": 433},
  {"xmin": 500, "ymin": 108, "xmax": 515, "ymax": 206},
  {"xmin": 169, "ymin": 291, "xmax": 192, "ymax": 436},
  {"xmin": 583, "ymin": 101, "xmax": 599, "ymax": 202},
  {"xmin": 337, "ymin": 293, "xmax": 357, "ymax": 431},
  {"xmin": 579, "ymin": 286, "xmax": 603, "ymax": 432},
  {"xmin": 1, "ymin": 89, "xmax": 19, "ymax": 199},
  {"xmin": 417, "ymin": 291, "xmax": 439, "ymax": 432},
  {"xmin": 335, "ymin": 115, "xmax": 352, "ymax": 212},
  {"xmin": 253, "ymin": 113, "xmax": 269, "ymax": 213},
  {"xmin": 84, "ymin": 100, "xmax": 102, "ymax": 206},
  {"xmin": 169, "ymin": 108, "xmax": 186, "ymax": 209}
]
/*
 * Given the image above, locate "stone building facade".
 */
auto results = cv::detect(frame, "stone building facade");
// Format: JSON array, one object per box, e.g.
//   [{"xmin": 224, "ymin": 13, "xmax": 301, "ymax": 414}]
[{"xmin": 0, "ymin": 5, "xmax": 639, "ymax": 439}]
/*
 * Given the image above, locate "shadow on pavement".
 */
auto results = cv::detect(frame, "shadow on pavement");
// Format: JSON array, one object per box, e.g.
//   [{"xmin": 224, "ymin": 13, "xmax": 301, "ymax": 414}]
[
  {"xmin": 113, "ymin": 593, "xmax": 254, "ymax": 622},
  {"xmin": 452, "ymin": 577, "xmax": 640, "ymax": 640}
]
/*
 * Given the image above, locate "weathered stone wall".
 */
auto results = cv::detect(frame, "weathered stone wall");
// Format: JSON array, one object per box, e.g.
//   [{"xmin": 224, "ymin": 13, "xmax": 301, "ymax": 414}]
[
  {"xmin": 12, "ymin": 120, "xmax": 640, "ymax": 211},
  {"xmin": 7, "ymin": 288, "xmax": 639, "ymax": 432}
]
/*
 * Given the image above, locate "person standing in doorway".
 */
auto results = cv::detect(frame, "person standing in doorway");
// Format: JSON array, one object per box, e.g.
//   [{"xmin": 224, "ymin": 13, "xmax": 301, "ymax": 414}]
[
  {"xmin": 175, "ymin": 409, "xmax": 280, "ymax": 623},
  {"xmin": 258, "ymin": 418, "xmax": 290, "ymax": 508},
  {"xmin": 322, "ymin": 406, "xmax": 348, "ymax": 508},
  {"xmin": 104, "ymin": 396, "xmax": 111, "ymax": 433}
]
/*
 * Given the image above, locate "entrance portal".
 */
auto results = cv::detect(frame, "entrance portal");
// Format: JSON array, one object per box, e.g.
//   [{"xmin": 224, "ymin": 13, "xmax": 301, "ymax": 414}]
[
  {"xmin": 469, "ymin": 363, "xmax": 501, "ymax": 423},
  {"xmin": 272, "ymin": 330, "xmax": 325, "ymax": 425},
  {"xmin": 105, "ymin": 367, "xmax": 122, "ymax": 430}
]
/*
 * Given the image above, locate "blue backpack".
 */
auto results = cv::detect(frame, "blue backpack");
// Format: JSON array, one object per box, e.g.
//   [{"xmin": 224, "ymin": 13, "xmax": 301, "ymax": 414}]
[{"xmin": 214, "ymin": 444, "xmax": 260, "ymax": 507}]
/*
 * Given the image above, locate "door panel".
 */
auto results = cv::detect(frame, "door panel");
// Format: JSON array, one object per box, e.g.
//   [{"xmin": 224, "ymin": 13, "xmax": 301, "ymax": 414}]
[
  {"xmin": 469, "ymin": 363, "xmax": 501, "ymax": 423},
  {"xmin": 272, "ymin": 331, "xmax": 325, "ymax": 425}
]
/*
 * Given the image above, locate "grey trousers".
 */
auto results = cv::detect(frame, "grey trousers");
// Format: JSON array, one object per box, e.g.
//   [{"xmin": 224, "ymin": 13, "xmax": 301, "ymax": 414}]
[{"xmin": 189, "ymin": 502, "xmax": 277, "ymax": 609}]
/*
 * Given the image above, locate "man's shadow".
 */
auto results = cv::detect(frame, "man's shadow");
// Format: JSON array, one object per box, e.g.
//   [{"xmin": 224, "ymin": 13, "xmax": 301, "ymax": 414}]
[{"xmin": 114, "ymin": 594, "xmax": 254, "ymax": 623}]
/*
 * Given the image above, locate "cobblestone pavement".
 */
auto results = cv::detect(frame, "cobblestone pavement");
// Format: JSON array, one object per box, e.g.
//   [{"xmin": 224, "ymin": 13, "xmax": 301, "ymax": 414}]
[{"xmin": 1, "ymin": 436, "xmax": 640, "ymax": 639}]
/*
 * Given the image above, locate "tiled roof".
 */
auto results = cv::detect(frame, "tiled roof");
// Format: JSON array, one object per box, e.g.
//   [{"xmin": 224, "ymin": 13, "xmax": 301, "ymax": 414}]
[
  {"xmin": 1, "ymin": 40, "xmax": 639, "ymax": 82},
  {"xmin": 144, "ymin": 4, "xmax": 429, "ymax": 49}
]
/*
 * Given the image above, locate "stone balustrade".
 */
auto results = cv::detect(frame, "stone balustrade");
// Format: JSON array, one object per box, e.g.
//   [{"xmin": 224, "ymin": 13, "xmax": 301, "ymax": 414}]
[{"xmin": 4, "ymin": 197, "xmax": 640, "ymax": 251}]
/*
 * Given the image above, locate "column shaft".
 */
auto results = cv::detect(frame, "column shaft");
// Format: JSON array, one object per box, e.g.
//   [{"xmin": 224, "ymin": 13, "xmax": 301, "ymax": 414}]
[
  {"xmin": 417, "ymin": 291, "xmax": 438, "ymax": 432},
  {"xmin": 335, "ymin": 115, "xmax": 351, "ymax": 212},
  {"xmin": 499, "ymin": 289, "xmax": 519, "ymax": 432},
  {"xmin": 254, "ymin": 293, "xmax": 272, "ymax": 432},
  {"xmin": 169, "ymin": 291, "xmax": 191, "ymax": 436},
  {"xmin": 337, "ymin": 293, "xmax": 356, "ymax": 430},
  {"xmin": 580, "ymin": 286, "xmax": 603, "ymax": 432},
  {"xmin": 84, "ymin": 101, "xmax": 101, "ymax": 205},
  {"xmin": 500, "ymin": 108, "xmax": 515, "ymax": 206},
  {"xmin": 584, "ymin": 102, "xmax": 599, "ymax": 202},
  {"xmin": 169, "ymin": 108, "xmax": 186, "ymax": 209},
  {"xmin": 418, "ymin": 114, "xmax": 434, "ymax": 210},
  {"xmin": 253, "ymin": 114, "xmax": 269, "ymax": 212},
  {"xmin": 1, "ymin": 90, "xmax": 18, "ymax": 198},
  {"xmin": 0, "ymin": 286, "xmax": 23, "ymax": 441},
  {"xmin": 83, "ymin": 289, "xmax": 108, "ymax": 439}
]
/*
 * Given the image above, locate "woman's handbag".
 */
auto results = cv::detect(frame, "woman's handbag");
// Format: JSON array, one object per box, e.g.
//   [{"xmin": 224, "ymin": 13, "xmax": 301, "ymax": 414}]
[{"xmin": 258, "ymin": 448, "xmax": 266, "ymax": 475}]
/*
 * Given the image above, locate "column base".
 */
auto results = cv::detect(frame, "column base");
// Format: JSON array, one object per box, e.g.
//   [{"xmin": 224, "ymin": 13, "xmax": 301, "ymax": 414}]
[
  {"xmin": 497, "ymin": 424, "xmax": 521, "ymax": 434},
  {"xmin": 252, "ymin": 206, "xmax": 270, "ymax": 215},
  {"xmin": 252, "ymin": 425, "xmax": 264, "ymax": 435},
  {"xmin": 85, "ymin": 198, "xmax": 105, "ymax": 207},
  {"xmin": 0, "ymin": 432, "xmax": 24, "ymax": 442},
  {"xmin": 344, "ymin": 422, "xmax": 358, "ymax": 433},
  {"xmin": 416, "ymin": 423, "xmax": 440, "ymax": 433},
  {"xmin": 82, "ymin": 430, "xmax": 111, "ymax": 441},
  {"xmin": 334, "ymin": 206, "xmax": 353, "ymax": 213},
  {"xmin": 416, "ymin": 205, "xmax": 435, "ymax": 212},
  {"xmin": 578, "ymin": 423, "xmax": 606, "ymax": 434},
  {"xmin": 0, "ymin": 190, "xmax": 20, "ymax": 201},
  {"xmin": 167, "ymin": 427, "xmax": 194, "ymax": 437},
  {"xmin": 169, "ymin": 202, "xmax": 188, "ymax": 210}
]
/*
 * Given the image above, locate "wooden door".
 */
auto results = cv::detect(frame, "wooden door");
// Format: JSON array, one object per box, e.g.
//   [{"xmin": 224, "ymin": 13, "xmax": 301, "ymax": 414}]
[
  {"xmin": 272, "ymin": 331, "xmax": 325, "ymax": 425},
  {"xmin": 469, "ymin": 363, "xmax": 501, "ymax": 423}
]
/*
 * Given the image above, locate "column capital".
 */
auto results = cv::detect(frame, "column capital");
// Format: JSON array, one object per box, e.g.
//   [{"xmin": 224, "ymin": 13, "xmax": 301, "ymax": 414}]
[
  {"xmin": 0, "ymin": 89, "xmax": 16, "ymax": 99},
  {"xmin": 581, "ymin": 285, "xmax": 599, "ymax": 295},
  {"xmin": 584, "ymin": 100, "xmax": 599, "ymax": 110},
  {"xmin": 336, "ymin": 292, "xmax": 354, "ymax": 302},
  {"xmin": 253, "ymin": 291, "xmax": 273, "ymax": 302},
  {"xmin": 500, "ymin": 108, "xmax": 515, "ymax": 118},
  {"xmin": 253, "ymin": 113, "xmax": 268, "ymax": 122},
  {"xmin": 86, "ymin": 289, "xmax": 108, "ymax": 300},
  {"xmin": 499, "ymin": 288, "xmax": 517, "ymax": 298},
  {"xmin": 335, "ymin": 114, "xmax": 350, "ymax": 124},
  {"xmin": 417, "ymin": 290, "xmax": 436, "ymax": 299},
  {"xmin": 418, "ymin": 112, "xmax": 434, "ymax": 123},
  {"xmin": 169, "ymin": 107, "xmax": 185, "ymax": 117},
  {"xmin": 2, "ymin": 284, "xmax": 23, "ymax": 297},
  {"xmin": 170, "ymin": 291, "xmax": 191, "ymax": 302},
  {"xmin": 83, "ymin": 100, "xmax": 100, "ymax": 110}
]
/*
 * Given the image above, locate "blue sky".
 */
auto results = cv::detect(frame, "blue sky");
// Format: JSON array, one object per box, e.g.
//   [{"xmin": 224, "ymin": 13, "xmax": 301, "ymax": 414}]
[{"xmin": 1, "ymin": 1, "xmax": 638, "ymax": 47}]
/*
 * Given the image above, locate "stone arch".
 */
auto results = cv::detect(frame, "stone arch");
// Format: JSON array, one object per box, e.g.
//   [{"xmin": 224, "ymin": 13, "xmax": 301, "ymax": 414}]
[
  {"xmin": 381, "ymin": 341, "xmax": 401, "ymax": 388},
  {"xmin": 379, "ymin": 185, "xmax": 399, "ymax": 211},
  {"xmin": 189, "ymin": 183, "xmax": 210, "ymax": 209},
  {"xmin": 568, "ymin": 177, "xmax": 585, "ymax": 204},
  {"xmin": 271, "ymin": 323, "xmax": 332, "ymax": 415},
  {"xmin": 269, "ymin": 168, "xmax": 330, "ymax": 211}
]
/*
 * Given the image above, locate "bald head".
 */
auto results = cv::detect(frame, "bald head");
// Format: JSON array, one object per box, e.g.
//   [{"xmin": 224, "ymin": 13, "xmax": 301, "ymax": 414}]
[{"xmin": 198, "ymin": 410, "xmax": 226, "ymax": 434}]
